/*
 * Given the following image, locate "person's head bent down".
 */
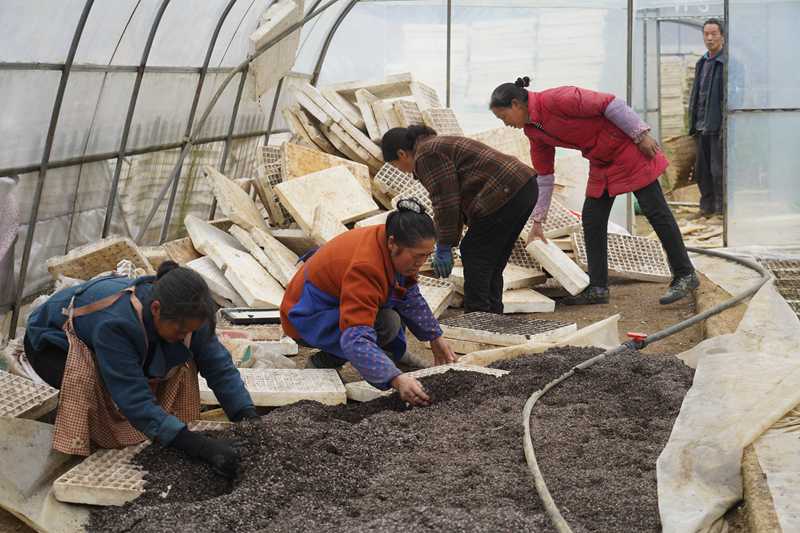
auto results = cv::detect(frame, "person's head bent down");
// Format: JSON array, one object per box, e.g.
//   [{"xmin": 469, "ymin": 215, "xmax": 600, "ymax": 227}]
[
  {"xmin": 489, "ymin": 76, "xmax": 531, "ymax": 129},
  {"xmin": 386, "ymin": 198, "xmax": 436, "ymax": 277},
  {"xmin": 381, "ymin": 124, "xmax": 438, "ymax": 174},
  {"xmin": 150, "ymin": 261, "xmax": 217, "ymax": 343}
]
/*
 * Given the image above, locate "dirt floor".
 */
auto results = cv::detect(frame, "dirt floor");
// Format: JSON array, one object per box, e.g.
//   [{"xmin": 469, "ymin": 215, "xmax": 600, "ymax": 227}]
[{"xmin": 88, "ymin": 346, "xmax": 694, "ymax": 533}]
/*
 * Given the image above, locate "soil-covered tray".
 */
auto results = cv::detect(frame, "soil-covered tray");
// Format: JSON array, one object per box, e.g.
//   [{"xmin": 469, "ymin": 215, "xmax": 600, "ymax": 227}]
[{"xmin": 89, "ymin": 347, "xmax": 693, "ymax": 533}]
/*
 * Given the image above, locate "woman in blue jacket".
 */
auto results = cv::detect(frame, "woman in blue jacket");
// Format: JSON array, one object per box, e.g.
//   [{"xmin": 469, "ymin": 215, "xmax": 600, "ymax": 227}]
[{"xmin": 24, "ymin": 261, "xmax": 255, "ymax": 478}]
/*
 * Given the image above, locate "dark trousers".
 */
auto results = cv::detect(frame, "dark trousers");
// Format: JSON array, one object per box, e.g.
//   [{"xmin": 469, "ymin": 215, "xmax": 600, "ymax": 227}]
[
  {"xmin": 23, "ymin": 335, "xmax": 67, "ymax": 389},
  {"xmin": 582, "ymin": 180, "xmax": 694, "ymax": 288},
  {"xmin": 695, "ymin": 133, "xmax": 723, "ymax": 214},
  {"xmin": 460, "ymin": 179, "xmax": 538, "ymax": 314},
  {"xmin": 309, "ymin": 308, "xmax": 403, "ymax": 368}
]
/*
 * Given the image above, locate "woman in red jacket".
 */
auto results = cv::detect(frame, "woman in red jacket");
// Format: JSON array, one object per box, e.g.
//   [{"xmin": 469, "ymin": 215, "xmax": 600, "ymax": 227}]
[{"xmin": 490, "ymin": 77, "xmax": 697, "ymax": 305}]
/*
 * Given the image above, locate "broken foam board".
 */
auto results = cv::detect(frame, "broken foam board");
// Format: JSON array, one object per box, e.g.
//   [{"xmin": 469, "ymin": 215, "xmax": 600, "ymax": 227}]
[
  {"xmin": 299, "ymin": 82, "xmax": 344, "ymax": 124},
  {"xmin": 295, "ymin": 90, "xmax": 333, "ymax": 127},
  {"xmin": 328, "ymin": 122, "xmax": 383, "ymax": 170},
  {"xmin": 328, "ymin": 72, "xmax": 413, "ymax": 100},
  {"xmin": 280, "ymin": 142, "xmax": 371, "ymax": 193},
  {"xmin": 320, "ymin": 122, "xmax": 366, "ymax": 165},
  {"xmin": 345, "ymin": 363, "xmax": 508, "ymax": 402},
  {"xmin": 248, "ymin": 0, "xmax": 303, "ymax": 96},
  {"xmin": 0, "ymin": 370, "xmax": 59, "ymax": 419},
  {"xmin": 184, "ymin": 214, "xmax": 247, "ymax": 257},
  {"xmin": 229, "ymin": 224, "xmax": 293, "ymax": 287},
  {"xmin": 393, "ymin": 99, "xmax": 425, "ymax": 127},
  {"xmin": 410, "ymin": 81, "xmax": 443, "ymax": 111},
  {"xmin": 310, "ymin": 205, "xmax": 348, "ymax": 246},
  {"xmin": 321, "ymin": 87, "xmax": 365, "ymax": 129},
  {"xmin": 370, "ymin": 99, "xmax": 392, "ymax": 137},
  {"xmin": 502, "ymin": 288, "xmax": 555, "ymax": 314},
  {"xmin": 291, "ymin": 105, "xmax": 339, "ymax": 154},
  {"xmin": 206, "ymin": 166, "xmax": 269, "ymax": 233},
  {"xmin": 526, "ymin": 240, "xmax": 589, "ymax": 296},
  {"xmin": 274, "ymin": 166, "xmax": 381, "ymax": 233},
  {"xmin": 272, "ymin": 227, "xmax": 316, "ymax": 257},
  {"xmin": 162, "ymin": 237, "xmax": 202, "ymax": 265},
  {"xmin": 206, "ymin": 242, "xmax": 284, "ymax": 309},
  {"xmin": 422, "ymin": 108, "xmax": 464, "ymax": 136},
  {"xmin": 199, "ymin": 369, "xmax": 346, "ymax": 407},
  {"xmin": 337, "ymin": 115, "xmax": 383, "ymax": 161},
  {"xmin": 439, "ymin": 312, "xmax": 576, "ymax": 347},
  {"xmin": 187, "ymin": 256, "xmax": 247, "ymax": 308},
  {"xmin": 282, "ymin": 106, "xmax": 321, "ymax": 150},
  {"xmin": 354, "ymin": 88, "xmax": 382, "ymax": 142},
  {"xmin": 417, "ymin": 275, "xmax": 456, "ymax": 318},
  {"xmin": 248, "ymin": 227, "xmax": 300, "ymax": 287},
  {"xmin": 47, "ymin": 237, "xmax": 155, "ymax": 281},
  {"xmin": 354, "ymin": 210, "xmax": 392, "ymax": 228},
  {"xmin": 52, "ymin": 421, "xmax": 228, "ymax": 507},
  {"xmin": 448, "ymin": 264, "xmax": 546, "ymax": 294},
  {"xmin": 571, "ymin": 229, "xmax": 672, "ymax": 283}
]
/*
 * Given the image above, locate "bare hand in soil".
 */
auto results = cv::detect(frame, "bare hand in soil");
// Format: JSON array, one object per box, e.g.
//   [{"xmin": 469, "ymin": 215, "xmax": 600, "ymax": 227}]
[
  {"xmin": 430, "ymin": 335, "xmax": 458, "ymax": 365},
  {"xmin": 526, "ymin": 221, "xmax": 547, "ymax": 245},
  {"xmin": 391, "ymin": 374, "xmax": 431, "ymax": 407},
  {"xmin": 637, "ymin": 134, "xmax": 661, "ymax": 159}
]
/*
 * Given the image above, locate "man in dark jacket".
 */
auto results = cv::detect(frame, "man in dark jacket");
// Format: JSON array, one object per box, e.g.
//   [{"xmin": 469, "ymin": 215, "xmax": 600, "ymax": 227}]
[{"xmin": 689, "ymin": 18, "xmax": 725, "ymax": 217}]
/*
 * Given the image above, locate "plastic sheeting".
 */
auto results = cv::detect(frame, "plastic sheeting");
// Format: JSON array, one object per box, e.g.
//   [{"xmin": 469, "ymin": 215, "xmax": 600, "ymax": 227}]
[{"xmin": 657, "ymin": 278, "xmax": 800, "ymax": 532}]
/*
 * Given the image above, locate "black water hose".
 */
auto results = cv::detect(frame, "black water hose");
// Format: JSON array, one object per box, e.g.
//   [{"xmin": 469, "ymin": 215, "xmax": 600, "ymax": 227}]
[{"xmin": 523, "ymin": 247, "xmax": 772, "ymax": 533}]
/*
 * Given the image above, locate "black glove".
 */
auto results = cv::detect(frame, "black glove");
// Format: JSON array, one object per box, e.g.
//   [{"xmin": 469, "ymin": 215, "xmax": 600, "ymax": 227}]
[
  {"xmin": 230, "ymin": 406, "xmax": 260, "ymax": 422},
  {"xmin": 170, "ymin": 427, "xmax": 240, "ymax": 479}
]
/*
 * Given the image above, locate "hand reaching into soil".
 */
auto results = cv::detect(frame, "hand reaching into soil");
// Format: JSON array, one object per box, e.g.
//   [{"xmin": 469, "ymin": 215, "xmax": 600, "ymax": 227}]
[
  {"xmin": 430, "ymin": 336, "xmax": 458, "ymax": 365},
  {"xmin": 526, "ymin": 221, "xmax": 547, "ymax": 245},
  {"xmin": 169, "ymin": 428, "xmax": 241, "ymax": 479},
  {"xmin": 391, "ymin": 374, "xmax": 431, "ymax": 407}
]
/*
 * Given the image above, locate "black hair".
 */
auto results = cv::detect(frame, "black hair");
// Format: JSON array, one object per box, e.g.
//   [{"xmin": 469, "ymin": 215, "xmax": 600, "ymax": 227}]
[
  {"xmin": 152, "ymin": 260, "xmax": 217, "ymax": 329},
  {"xmin": 703, "ymin": 18, "xmax": 725, "ymax": 36},
  {"xmin": 381, "ymin": 125, "xmax": 437, "ymax": 161},
  {"xmin": 385, "ymin": 198, "xmax": 437, "ymax": 248},
  {"xmin": 489, "ymin": 76, "xmax": 531, "ymax": 109}
]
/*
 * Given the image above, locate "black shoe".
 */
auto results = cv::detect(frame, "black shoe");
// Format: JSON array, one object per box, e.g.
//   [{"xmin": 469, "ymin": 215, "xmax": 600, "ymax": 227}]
[
  {"xmin": 659, "ymin": 272, "xmax": 700, "ymax": 305},
  {"xmin": 306, "ymin": 351, "xmax": 347, "ymax": 369},
  {"xmin": 562, "ymin": 286, "xmax": 610, "ymax": 305}
]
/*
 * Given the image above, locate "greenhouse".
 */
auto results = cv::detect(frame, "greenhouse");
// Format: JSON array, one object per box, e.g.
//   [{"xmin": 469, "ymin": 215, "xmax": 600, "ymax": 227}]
[{"xmin": 1, "ymin": 1, "xmax": 799, "ymax": 532}]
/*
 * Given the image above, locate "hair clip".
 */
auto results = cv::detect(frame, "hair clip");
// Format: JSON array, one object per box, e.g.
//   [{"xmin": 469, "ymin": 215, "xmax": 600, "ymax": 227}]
[{"xmin": 397, "ymin": 198, "xmax": 424, "ymax": 215}]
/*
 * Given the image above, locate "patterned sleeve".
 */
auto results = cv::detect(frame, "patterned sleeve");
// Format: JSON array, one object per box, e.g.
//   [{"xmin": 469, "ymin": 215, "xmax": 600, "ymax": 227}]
[
  {"xmin": 394, "ymin": 284, "xmax": 442, "ymax": 342},
  {"xmin": 603, "ymin": 97, "xmax": 650, "ymax": 141},
  {"xmin": 340, "ymin": 325, "xmax": 402, "ymax": 389},
  {"xmin": 414, "ymin": 151, "xmax": 463, "ymax": 247},
  {"xmin": 532, "ymin": 173, "xmax": 555, "ymax": 223}
]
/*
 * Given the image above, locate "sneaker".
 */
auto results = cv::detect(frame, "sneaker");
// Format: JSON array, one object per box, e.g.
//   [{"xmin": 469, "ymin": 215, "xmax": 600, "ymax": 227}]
[
  {"xmin": 659, "ymin": 272, "xmax": 700, "ymax": 305},
  {"xmin": 562, "ymin": 286, "xmax": 610, "ymax": 306}
]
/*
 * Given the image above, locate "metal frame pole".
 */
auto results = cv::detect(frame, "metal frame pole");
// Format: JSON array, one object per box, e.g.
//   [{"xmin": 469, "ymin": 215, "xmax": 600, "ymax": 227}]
[
  {"xmin": 656, "ymin": 19, "xmax": 663, "ymax": 145},
  {"xmin": 722, "ymin": 0, "xmax": 729, "ymax": 246},
  {"xmin": 625, "ymin": 0, "xmax": 634, "ymax": 234},
  {"xmin": 159, "ymin": 0, "xmax": 240, "ymax": 243},
  {"xmin": 264, "ymin": 77, "xmax": 285, "ymax": 146},
  {"xmin": 101, "ymin": 0, "xmax": 171, "ymax": 238},
  {"xmin": 9, "ymin": 0, "xmax": 95, "ymax": 337},
  {"xmin": 311, "ymin": 0, "xmax": 358, "ymax": 85},
  {"xmin": 446, "ymin": 0, "xmax": 452, "ymax": 107},
  {"xmin": 208, "ymin": 67, "xmax": 249, "ymax": 221}
]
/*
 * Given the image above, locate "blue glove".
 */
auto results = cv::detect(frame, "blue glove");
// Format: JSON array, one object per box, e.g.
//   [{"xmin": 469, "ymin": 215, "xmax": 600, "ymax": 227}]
[{"xmin": 431, "ymin": 244, "xmax": 454, "ymax": 278}]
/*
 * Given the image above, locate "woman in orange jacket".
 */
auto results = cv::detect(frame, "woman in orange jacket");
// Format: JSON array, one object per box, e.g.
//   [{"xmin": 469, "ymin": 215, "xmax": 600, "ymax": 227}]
[{"xmin": 280, "ymin": 200, "xmax": 457, "ymax": 406}]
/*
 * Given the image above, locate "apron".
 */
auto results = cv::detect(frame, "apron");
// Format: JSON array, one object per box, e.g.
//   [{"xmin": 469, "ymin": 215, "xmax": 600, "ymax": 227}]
[
  {"xmin": 288, "ymin": 248, "xmax": 407, "ymax": 361},
  {"xmin": 52, "ymin": 287, "xmax": 200, "ymax": 456}
]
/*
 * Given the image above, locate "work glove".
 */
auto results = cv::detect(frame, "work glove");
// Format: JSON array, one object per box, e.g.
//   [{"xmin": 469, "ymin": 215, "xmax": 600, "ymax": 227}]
[
  {"xmin": 230, "ymin": 406, "xmax": 260, "ymax": 422},
  {"xmin": 431, "ymin": 244, "xmax": 454, "ymax": 278},
  {"xmin": 170, "ymin": 427, "xmax": 240, "ymax": 479}
]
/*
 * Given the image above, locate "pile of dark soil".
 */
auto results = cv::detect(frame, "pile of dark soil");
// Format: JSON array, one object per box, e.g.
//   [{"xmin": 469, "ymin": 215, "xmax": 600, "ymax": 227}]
[{"xmin": 89, "ymin": 347, "xmax": 693, "ymax": 533}]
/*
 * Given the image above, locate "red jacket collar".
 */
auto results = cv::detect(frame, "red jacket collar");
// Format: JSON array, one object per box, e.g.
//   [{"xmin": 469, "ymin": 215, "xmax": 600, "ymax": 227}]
[{"xmin": 526, "ymin": 90, "xmax": 542, "ymax": 126}]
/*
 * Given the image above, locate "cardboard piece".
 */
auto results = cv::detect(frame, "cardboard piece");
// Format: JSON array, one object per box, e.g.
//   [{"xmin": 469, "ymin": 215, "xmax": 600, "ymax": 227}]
[
  {"xmin": 526, "ymin": 240, "xmax": 589, "ymax": 296},
  {"xmin": 206, "ymin": 166, "xmax": 269, "ymax": 233},
  {"xmin": 502, "ymin": 288, "xmax": 555, "ymax": 314},
  {"xmin": 206, "ymin": 243, "xmax": 284, "ymax": 308},
  {"xmin": 46, "ymin": 237, "xmax": 154, "ymax": 281},
  {"xmin": 310, "ymin": 205, "xmax": 348, "ymax": 246},
  {"xmin": 187, "ymin": 256, "xmax": 246, "ymax": 307},
  {"xmin": 280, "ymin": 142, "xmax": 371, "ymax": 193},
  {"xmin": 184, "ymin": 214, "xmax": 246, "ymax": 257},
  {"xmin": 162, "ymin": 237, "xmax": 202, "ymax": 265},
  {"xmin": 440, "ymin": 312, "xmax": 577, "ymax": 347},
  {"xmin": 345, "ymin": 363, "xmax": 508, "ymax": 402},
  {"xmin": 199, "ymin": 368, "xmax": 346, "ymax": 407},
  {"xmin": 274, "ymin": 166, "xmax": 381, "ymax": 233}
]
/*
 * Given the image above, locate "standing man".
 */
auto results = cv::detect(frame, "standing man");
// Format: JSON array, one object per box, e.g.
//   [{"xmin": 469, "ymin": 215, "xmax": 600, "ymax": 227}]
[{"xmin": 689, "ymin": 18, "xmax": 725, "ymax": 218}]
